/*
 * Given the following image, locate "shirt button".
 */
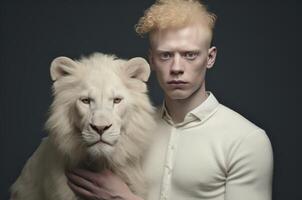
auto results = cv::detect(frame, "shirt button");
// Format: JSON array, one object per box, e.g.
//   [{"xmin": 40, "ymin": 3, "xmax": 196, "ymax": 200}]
[{"xmin": 164, "ymin": 165, "xmax": 172, "ymax": 174}]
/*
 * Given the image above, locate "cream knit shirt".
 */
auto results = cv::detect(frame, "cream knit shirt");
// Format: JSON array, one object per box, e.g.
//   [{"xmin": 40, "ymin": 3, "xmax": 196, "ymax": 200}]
[{"xmin": 143, "ymin": 92, "xmax": 273, "ymax": 200}]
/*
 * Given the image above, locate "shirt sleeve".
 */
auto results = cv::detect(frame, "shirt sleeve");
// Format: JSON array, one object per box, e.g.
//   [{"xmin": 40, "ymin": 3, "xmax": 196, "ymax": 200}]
[{"xmin": 225, "ymin": 129, "xmax": 274, "ymax": 200}]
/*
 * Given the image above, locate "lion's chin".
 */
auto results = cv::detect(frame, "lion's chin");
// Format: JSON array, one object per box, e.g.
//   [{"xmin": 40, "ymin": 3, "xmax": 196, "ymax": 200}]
[
  {"xmin": 87, "ymin": 139, "xmax": 114, "ymax": 147},
  {"xmin": 86, "ymin": 141, "xmax": 115, "ymax": 158}
]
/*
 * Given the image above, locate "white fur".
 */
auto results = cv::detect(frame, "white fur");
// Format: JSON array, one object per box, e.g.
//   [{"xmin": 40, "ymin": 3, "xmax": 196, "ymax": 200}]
[{"xmin": 10, "ymin": 53, "xmax": 156, "ymax": 200}]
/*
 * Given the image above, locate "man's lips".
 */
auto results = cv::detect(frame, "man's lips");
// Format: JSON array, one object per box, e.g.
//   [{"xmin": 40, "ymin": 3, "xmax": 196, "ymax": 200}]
[{"xmin": 167, "ymin": 80, "xmax": 188, "ymax": 84}]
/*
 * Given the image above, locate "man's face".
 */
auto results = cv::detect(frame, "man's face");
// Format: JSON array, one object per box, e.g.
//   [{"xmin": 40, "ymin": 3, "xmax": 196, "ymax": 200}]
[{"xmin": 149, "ymin": 25, "xmax": 216, "ymax": 101}]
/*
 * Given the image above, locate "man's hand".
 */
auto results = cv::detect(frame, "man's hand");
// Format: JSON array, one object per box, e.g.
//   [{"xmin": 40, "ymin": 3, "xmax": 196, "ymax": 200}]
[{"xmin": 66, "ymin": 169, "xmax": 142, "ymax": 200}]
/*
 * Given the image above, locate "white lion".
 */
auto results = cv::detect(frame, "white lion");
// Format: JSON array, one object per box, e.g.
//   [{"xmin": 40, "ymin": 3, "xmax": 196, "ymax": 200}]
[{"xmin": 10, "ymin": 53, "xmax": 156, "ymax": 200}]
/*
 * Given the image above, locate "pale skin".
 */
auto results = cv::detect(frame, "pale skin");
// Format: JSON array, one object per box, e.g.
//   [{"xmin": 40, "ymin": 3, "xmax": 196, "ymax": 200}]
[
  {"xmin": 149, "ymin": 24, "xmax": 216, "ymax": 123},
  {"xmin": 66, "ymin": 169, "xmax": 142, "ymax": 200},
  {"xmin": 66, "ymin": 23, "xmax": 217, "ymax": 199}
]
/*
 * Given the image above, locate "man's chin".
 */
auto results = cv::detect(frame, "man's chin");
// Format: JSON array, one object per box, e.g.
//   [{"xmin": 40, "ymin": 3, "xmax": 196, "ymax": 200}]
[{"xmin": 166, "ymin": 90, "xmax": 190, "ymax": 100}]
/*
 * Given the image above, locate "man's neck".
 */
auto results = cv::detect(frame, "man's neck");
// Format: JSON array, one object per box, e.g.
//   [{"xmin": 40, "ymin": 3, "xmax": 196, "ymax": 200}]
[{"xmin": 165, "ymin": 87, "xmax": 208, "ymax": 124}]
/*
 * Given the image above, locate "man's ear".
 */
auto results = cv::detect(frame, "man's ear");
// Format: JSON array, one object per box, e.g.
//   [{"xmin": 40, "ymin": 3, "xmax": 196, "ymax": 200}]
[
  {"xmin": 207, "ymin": 46, "xmax": 217, "ymax": 69},
  {"xmin": 50, "ymin": 56, "xmax": 78, "ymax": 81},
  {"xmin": 124, "ymin": 57, "xmax": 151, "ymax": 82}
]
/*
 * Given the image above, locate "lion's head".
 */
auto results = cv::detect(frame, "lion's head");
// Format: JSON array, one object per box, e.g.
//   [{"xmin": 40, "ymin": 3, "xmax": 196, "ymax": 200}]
[{"xmin": 45, "ymin": 53, "xmax": 155, "ymax": 167}]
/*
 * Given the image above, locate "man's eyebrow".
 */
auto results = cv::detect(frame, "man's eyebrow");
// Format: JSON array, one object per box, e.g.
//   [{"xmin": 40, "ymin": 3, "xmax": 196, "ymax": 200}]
[
  {"xmin": 155, "ymin": 49, "xmax": 201, "ymax": 53},
  {"xmin": 155, "ymin": 49, "xmax": 172, "ymax": 52},
  {"xmin": 181, "ymin": 50, "xmax": 200, "ymax": 53}
]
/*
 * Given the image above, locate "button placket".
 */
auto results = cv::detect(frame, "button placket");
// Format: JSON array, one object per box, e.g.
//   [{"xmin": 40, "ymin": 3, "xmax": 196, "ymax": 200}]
[{"xmin": 159, "ymin": 126, "xmax": 180, "ymax": 200}]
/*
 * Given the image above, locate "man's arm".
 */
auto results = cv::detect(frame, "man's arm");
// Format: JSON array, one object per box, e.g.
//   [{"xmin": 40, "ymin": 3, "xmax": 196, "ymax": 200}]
[
  {"xmin": 66, "ymin": 169, "xmax": 143, "ymax": 200},
  {"xmin": 225, "ymin": 129, "xmax": 273, "ymax": 200}
]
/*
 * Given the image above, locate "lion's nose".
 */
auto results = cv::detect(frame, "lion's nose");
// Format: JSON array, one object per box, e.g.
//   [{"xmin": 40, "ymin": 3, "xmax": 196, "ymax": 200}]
[{"xmin": 90, "ymin": 123, "xmax": 112, "ymax": 135}]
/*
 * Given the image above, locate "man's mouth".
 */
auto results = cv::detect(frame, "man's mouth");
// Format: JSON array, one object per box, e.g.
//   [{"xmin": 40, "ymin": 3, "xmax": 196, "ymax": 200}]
[{"xmin": 167, "ymin": 80, "xmax": 188, "ymax": 85}]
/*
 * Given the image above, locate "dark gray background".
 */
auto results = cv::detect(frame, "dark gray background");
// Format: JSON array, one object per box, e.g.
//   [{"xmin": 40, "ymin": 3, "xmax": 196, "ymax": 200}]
[{"xmin": 0, "ymin": 0, "xmax": 300, "ymax": 199}]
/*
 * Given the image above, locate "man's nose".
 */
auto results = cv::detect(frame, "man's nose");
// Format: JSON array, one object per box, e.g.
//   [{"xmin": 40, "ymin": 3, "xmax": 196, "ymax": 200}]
[
  {"xmin": 170, "ymin": 54, "xmax": 184, "ymax": 75},
  {"xmin": 90, "ymin": 123, "xmax": 112, "ymax": 136}
]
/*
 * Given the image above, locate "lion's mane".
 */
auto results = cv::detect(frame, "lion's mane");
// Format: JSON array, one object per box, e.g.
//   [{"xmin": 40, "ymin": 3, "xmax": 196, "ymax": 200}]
[{"xmin": 10, "ymin": 53, "xmax": 155, "ymax": 199}]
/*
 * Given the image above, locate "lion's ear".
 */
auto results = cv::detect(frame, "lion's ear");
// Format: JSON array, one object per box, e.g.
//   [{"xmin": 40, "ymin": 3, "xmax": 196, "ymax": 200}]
[
  {"xmin": 124, "ymin": 57, "xmax": 150, "ymax": 82},
  {"xmin": 50, "ymin": 56, "xmax": 78, "ymax": 81}
]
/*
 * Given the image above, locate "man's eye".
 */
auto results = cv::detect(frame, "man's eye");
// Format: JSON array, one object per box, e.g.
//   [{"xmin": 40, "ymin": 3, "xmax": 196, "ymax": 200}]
[
  {"xmin": 159, "ymin": 52, "xmax": 171, "ymax": 60},
  {"xmin": 81, "ymin": 98, "xmax": 91, "ymax": 104},
  {"xmin": 184, "ymin": 52, "xmax": 198, "ymax": 60},
  {"xmin": 113, "ymin": 97, "xmax": 123, "ymax": 104}
]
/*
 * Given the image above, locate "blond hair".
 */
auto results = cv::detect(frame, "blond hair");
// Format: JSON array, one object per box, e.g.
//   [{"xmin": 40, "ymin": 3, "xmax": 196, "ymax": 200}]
[{"xmin": 135, "ymin": 0, "xmax": 217, "ymax": 36}]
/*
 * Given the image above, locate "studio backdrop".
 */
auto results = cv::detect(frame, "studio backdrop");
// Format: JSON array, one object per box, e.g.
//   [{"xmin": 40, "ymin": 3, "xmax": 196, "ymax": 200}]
[{"xmin": 0, "ymin": 0, "xmax": 299, "ymax": 199}]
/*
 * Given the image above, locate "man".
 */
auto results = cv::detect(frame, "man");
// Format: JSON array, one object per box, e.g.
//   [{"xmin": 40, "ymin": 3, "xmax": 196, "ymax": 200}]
[{"xmin": 66, "ymin": 0, "xmax": 273, "ymax": 199}]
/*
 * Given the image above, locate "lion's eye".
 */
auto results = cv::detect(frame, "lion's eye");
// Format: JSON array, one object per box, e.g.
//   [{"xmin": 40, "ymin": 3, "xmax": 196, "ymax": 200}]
[
  {"xmin": 113, "ymin": 97, "xmax": 123, "ymax": 104},
  {"xmin": 81, "ymin": 98, "xmax": 91, "ymax": 104}
]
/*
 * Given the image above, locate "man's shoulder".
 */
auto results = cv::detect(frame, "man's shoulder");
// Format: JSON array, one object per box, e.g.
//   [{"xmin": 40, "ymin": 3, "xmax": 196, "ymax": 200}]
[
  {"xmin": 209, "ymin": 104, "xmax": 271, "ymax": 157},
  {"xmin": 212, "ymin": 103, "xmax": 265, "ymax": 136}
]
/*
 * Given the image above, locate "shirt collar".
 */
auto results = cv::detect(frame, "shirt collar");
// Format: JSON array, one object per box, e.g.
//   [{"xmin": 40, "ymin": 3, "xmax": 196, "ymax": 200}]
[{"xmin": 160, "ymin": 92, "xmax": 220, "ymax": 127}]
